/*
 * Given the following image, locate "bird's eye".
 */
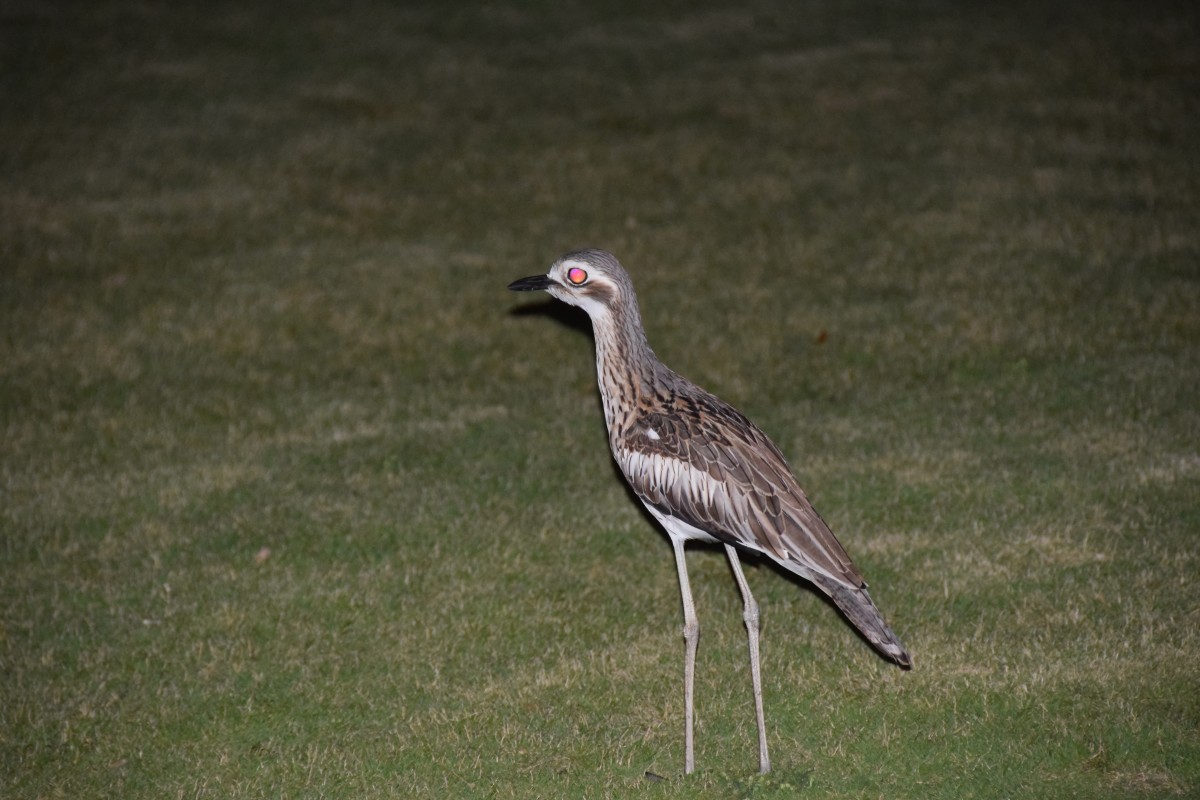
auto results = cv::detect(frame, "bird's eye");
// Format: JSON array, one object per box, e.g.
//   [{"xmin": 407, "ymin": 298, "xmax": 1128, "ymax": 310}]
[{"xmin": 566, "ymin": 267, "xmax": 588, "ymax": 286}]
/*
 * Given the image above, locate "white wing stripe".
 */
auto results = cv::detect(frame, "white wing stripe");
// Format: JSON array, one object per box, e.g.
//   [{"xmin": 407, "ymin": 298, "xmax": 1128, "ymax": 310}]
[{"xmin": 620, "ymin": 447, "xmax": 849, "ymax": 586}]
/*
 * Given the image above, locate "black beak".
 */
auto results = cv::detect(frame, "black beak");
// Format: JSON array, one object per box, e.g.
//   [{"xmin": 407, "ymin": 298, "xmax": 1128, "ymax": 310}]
[{"xmin": 508, "ymin": 274, "xmax": 554, "ymax": 292}]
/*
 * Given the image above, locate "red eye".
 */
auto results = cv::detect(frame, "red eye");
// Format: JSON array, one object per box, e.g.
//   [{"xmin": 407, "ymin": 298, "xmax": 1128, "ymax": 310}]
[{"xmin": 566, "ymin": 267, "xmax": 588, "ymax": 286}]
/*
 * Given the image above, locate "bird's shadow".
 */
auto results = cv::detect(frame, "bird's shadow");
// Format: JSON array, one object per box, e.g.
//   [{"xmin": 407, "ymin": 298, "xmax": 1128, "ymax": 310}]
[{"xmin": 508, "ymin": 298, "xmax": 593, "ymax": 341}]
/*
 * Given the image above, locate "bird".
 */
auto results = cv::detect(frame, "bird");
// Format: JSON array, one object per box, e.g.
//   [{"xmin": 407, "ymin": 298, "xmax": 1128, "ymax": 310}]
[{"xmin": 508, "ymin": 248, "xmax": 910, "ymax": 776}]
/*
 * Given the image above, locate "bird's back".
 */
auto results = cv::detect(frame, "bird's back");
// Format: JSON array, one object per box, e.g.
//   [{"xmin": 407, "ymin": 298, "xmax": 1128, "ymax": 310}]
[
  {"xmin": 614, "ymin": 366, "xmax": 863, "ymax": 588},
  {"xmin": 613, "ymin": 367, "xmax": 911, "ymax": 667}
]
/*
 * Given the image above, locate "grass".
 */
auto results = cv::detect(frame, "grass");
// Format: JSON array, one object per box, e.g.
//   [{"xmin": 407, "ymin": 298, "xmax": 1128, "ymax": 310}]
[{"xmin": 2, "ymin": 0, "xmax": 1198, "ymax": 797}]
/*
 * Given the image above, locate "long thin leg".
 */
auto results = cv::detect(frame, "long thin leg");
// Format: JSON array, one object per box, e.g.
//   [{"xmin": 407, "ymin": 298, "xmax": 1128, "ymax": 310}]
[
  {"xmin": 725, "ymin": 544, "xmax": 770, "ymax": 774},
  {"xmin": 670, "ymin": 536, "xmax": 698, "ymax": 775}
]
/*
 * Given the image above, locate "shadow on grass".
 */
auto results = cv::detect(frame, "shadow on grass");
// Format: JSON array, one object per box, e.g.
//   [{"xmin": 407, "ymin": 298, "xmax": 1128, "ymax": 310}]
[{"xmin": 507, "ymin": 296, "xmax": 593, "ymax": 341}]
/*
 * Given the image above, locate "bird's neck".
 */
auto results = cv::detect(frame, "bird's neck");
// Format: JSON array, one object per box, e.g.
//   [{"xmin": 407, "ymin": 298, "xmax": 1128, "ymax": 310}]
[{"xmin": 590, "ymin": 304, "xmax": 657, "ymax": 441}]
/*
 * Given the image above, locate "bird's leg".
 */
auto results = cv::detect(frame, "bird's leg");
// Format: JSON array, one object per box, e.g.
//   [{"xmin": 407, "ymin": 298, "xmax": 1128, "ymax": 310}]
[
  {"xmin": 724, "ymin": 545, "xmax": 770, "ymax": 774},
  {"xmin": 670, "ymin": 536, "xmax": 698, "ymax": 775}
]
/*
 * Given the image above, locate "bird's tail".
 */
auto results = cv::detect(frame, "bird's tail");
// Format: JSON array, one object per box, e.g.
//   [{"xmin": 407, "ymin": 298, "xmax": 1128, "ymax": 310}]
[{"xmin": 811, "ymin": 573, "xmax": 912, "ymax": 669}]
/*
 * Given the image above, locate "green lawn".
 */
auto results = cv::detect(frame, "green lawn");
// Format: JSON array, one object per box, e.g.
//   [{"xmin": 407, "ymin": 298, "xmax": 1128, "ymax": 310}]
[{"xmin": 3, "ymin": 1, "xmax": 1198, "ymax": 797}]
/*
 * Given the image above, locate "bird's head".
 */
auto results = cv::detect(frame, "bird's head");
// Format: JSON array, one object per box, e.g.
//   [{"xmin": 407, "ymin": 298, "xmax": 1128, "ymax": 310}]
[{"xmin": 508, "ymin": 249, "xmax": 633, "ymax": 320}]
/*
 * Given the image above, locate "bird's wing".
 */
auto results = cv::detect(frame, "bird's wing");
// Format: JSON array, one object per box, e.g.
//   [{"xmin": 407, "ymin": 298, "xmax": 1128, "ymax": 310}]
[{"xmin": 617, "ymin": 387, "xmax": 865, "ymax": 589}]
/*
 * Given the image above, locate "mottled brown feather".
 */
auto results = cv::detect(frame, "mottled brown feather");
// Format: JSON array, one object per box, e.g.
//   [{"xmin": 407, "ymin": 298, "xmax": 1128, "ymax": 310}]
[
  {"xmin": 617, "ymin": 374, "xmax": 865, "ymax": 588},
  {"xmin": 513, "ymin": 248, "xmax": 910, "ymax": 668}
]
